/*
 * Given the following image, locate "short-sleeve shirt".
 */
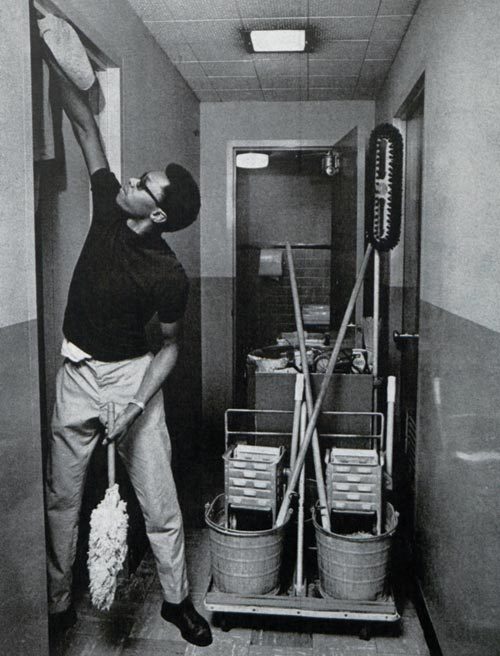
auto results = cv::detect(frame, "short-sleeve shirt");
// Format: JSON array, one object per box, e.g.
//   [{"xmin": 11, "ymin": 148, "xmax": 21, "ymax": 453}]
[{"xmin": 63, "ymin": 168, "xmax": 189, "ymax": 361}]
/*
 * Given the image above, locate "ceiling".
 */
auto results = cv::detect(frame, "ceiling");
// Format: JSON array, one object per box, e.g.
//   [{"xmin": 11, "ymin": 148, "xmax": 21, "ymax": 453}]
[{"xmin": 127, "ymin": 0, "xmax": 420, "ymax": 102}]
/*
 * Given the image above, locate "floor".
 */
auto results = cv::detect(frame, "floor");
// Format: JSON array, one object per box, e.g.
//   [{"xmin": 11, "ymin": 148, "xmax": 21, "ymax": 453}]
[{"xmin": 51, "ymin": 528, "xmax": 433, "ymax": 656}]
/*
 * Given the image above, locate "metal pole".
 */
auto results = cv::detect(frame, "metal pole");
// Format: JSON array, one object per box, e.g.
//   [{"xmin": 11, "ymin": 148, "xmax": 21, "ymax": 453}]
[{"xmin": 276, "ymin": 244, "xmax": 374, "ymax": 526}]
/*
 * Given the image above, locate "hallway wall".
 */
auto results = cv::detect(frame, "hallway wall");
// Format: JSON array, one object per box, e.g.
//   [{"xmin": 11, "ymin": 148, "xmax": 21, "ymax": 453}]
[
  {"xmin": 200, "ymin": 100, "xmax": 374, "ymax": 442},
  {"xmin": 376, "ymin": 1, "xmax": 500, "ymax": 653},
  {"xmin": 0, "ymin": 1, "xmax": 48, "ymax": 653}
]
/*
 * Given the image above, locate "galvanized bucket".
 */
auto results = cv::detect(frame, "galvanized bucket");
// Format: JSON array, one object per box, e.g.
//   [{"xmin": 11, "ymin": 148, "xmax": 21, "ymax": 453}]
[
  {"xmin": 313, "ymin": 502, "xmax": 399, "ymax": 600},
  {"xmin": 205, "ymin": 494, "xmax": 289, "ymax": 595}
]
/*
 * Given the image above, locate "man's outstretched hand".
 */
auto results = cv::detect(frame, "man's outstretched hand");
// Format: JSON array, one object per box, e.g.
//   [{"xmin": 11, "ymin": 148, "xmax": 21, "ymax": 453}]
[{"xmin": 103, "ymin": 404, "xmax": 143, "ymax": 446}]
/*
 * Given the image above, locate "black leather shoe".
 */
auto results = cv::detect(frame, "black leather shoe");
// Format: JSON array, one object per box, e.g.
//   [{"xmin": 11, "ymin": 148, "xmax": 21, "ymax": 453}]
[
  {"xmin": 48, "ymin": 605, "xmax": 77, "ymax": 637},
  {"xmin": 161, "ymin": 597, "xmax": 213, "ymax": 647}
]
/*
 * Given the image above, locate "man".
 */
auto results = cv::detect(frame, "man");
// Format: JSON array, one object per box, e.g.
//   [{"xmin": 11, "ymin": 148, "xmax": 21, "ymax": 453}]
[{"xmin": 44, "ymin": 55, "xmax": 212, "ymax": 648}]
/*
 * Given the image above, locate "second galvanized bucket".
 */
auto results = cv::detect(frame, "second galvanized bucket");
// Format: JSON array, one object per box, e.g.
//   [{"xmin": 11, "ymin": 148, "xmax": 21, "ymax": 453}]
[
  {"xmin": 205, "ymin": 494, "xmax": 289, "ymax": 595},
  {"xmin": 313, "ymin": 502, "xmax": 399, "ymax": 600}
]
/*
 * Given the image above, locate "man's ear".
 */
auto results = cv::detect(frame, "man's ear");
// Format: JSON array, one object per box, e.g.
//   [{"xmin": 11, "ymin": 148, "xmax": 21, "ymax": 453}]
[{"xmin": 150, "ymin": 208, "xmax": 168, "ymax": 225}]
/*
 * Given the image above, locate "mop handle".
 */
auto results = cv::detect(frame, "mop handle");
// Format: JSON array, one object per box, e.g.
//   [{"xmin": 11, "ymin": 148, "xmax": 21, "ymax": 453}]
[
  {"xmin": 285, "ymin": 243, "xmax": 331, "ymax": 531},
  {"xmin": 276, "ymin": 243, "xmax": 373, "ymax": 527},
  {"xmin": 289, "ymin": 374, "xmax": 304, "ymax": 472},
  {"xmin": 107, "ymin": 402, "xmax": 116, "ymax": 486}
]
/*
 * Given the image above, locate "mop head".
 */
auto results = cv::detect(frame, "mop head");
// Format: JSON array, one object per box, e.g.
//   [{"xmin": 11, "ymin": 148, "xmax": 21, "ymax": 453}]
[{"xmin": 88, "ymin": 484, "xmax": 128, "ymax": 611}]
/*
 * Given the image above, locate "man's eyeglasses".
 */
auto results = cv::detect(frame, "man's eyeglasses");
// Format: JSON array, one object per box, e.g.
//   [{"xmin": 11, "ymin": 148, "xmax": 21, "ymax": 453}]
[{"xmin": 138, "ymin": 173, "xmax": 161, "ymax": 207}]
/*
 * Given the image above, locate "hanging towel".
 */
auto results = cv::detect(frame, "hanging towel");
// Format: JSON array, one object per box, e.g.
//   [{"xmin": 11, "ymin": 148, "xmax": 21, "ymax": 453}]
[
  {"xmin": 38, "ymin": 14, "xmax": 96, "ymax": 91},
  {"xmin": 33, "ymin": 59, "xmax": 55, "ymax": 162}
]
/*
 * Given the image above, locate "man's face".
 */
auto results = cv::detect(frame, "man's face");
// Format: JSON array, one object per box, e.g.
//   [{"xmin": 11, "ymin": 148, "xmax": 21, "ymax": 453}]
[{"xmin": 116, "ymin": 170, "xmax": 170, "ymax": 218}]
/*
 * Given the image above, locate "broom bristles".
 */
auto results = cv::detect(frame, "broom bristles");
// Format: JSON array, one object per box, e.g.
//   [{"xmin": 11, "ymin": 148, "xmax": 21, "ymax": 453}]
[{"xmin": 88, "ymin": 483, "xmax": 128, "ymax": 611}]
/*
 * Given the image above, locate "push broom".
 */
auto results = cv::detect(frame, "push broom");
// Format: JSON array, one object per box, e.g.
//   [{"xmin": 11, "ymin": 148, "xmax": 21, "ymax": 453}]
[
  {"xmin": 276, "ymin": 123, "xmax": 403, "ymax": 528},
  {"xmin": 88, "ymin": 402, "xmax": 128, "ymax": 611}
]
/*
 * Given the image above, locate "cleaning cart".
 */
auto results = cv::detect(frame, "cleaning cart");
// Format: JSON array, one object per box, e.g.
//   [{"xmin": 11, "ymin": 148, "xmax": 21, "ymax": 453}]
[{"xmin": 204, "ymin": 123, "xmax": 404, "ymax": 634}]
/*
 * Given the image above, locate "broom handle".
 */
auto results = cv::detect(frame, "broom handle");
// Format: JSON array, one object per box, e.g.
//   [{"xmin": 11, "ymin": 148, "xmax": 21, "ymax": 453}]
[
  {"xmin": 276, "ymin": 243, "xmax": 373, "ymax": 527},
  {"xmin": 285, "ymin": 243, "xmax": 331, "ymax": 531},
  {"xmin": 107, "ymin": 402, "xmax": 116, "ymax": 486}
]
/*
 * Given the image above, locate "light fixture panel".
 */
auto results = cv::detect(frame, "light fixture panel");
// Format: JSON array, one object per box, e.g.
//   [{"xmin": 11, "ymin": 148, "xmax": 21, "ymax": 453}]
[
  {"xmin": 236, "ymin": 153, "xmax": 269, "ymax": 169},
  {"xmin": 242, "ymin": 29, "xmax": 312, "ymax": 53}
]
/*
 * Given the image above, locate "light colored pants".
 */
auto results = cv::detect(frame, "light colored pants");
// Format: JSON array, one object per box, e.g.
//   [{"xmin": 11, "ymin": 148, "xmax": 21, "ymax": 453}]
[{"xmin": 46, "ymin": 353, "xmax": 189, "ymax": 613}]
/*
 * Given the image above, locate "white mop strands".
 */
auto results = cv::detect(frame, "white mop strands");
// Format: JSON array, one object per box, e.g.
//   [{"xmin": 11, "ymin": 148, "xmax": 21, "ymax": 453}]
[
  {"xmin": 88, "ymin": 483, "xmax": 128, "ymax": 611},
  {"xmin": 88, "ymin": 402, "xmax": 128, "ymax": 611}
]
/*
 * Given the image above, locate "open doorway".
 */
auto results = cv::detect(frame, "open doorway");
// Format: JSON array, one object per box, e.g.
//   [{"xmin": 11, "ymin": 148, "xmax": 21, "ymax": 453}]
[{"xmin": 233, "ymin": 134, "xmax": 359, "ymax": 407}]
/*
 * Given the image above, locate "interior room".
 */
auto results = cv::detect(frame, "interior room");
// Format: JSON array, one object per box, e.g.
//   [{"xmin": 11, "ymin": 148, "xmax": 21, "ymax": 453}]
[{"xmin": 1, "ymin": 1, "xmax": 499, "ymax": 655}]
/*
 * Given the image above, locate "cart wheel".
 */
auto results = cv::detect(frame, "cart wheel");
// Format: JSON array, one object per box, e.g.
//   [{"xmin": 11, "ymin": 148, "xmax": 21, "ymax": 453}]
[
  {"xmin": 389, "ymin": 619, "xmax": 402, "ymax": 637},
  {"xmin": 359, "ymin": 624, "xmax": 372, "ymax": 641},
  {"xmin": 218, "ymin": 615, "xmax": 231, "ymax": 632}
]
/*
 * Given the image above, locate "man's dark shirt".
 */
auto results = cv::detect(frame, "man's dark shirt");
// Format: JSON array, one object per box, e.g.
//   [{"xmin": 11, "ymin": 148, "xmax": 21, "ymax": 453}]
[{"xmin": 63, "ymin": 168, "xmax": 189, "ymax": 361}]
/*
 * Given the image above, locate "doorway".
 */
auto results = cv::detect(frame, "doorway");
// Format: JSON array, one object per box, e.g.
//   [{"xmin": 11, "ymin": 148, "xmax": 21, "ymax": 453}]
[{"xmin": 233, "ymin": 137, "xmax": 359, "ymax": 407}]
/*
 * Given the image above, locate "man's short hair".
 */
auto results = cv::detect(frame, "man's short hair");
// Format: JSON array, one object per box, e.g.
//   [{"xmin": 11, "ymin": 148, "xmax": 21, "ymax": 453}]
[{"xmin": 159, "ymin": 163, "xmax": 200, "ymax": 232}]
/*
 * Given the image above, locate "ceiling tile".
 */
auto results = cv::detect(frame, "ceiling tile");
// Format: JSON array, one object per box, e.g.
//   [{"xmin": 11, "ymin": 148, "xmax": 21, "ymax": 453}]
[
  {"xmin": 378, "ymin": 0, "xmax": 420, "ymax": 16},
  {"xmin": 309, "ymin": 0, "xmax": 380, "ymax": 17},
  {"xmin": 175, "ymin": 62, "xmax": 206, "ymax": 77},
  {"xmin": 144, "ymin": 20, "xmax": 186, "ymax": 44},
  {"xmin": 183, "ymin": 76, "xmax": 215, "ymax": 90},
  {"xmin": 254, "ymin": 55, "xmax": 307, "ymax": 77},
  {"xmin": 309, "ymin": 16, "xmax": 375, "ymax": 40},
  {"xmin": 263, "ymin": 89, "xmax": 306, "ymax": 101},
  {"xmin": 236, "ymin": 0, "xmax": 308, "ymax": 18},
  {"xmin": 177, "ymin": 19, "xmax": 243, "ymax": 43},
  {"xmin": 194, "ymin": 89, "xmax": 221, "ymax": 101},
  {"xmin": 308, "ymin": 88, "xmax": 353, "ymax": 100},
  {"xmin": 309, "ymin": 40, "xmax": 367, "ymax": 59},
  {"xmin": 189, "ymin": 41, "xmax": 252, "ymax": 61},
  {"xmin": 201, "ymin": 61, "xmax": 256, "ymax": 76},
  {"xmin": 127, "ymin": 0, "xmax": 174, "ymax": 22},
  {"xmin": 371, "ymin": 14, "xmax": 413, "ymax": 41},
  {"xmin": 150, "ymin": 40, "xmax": 198, "ymax": 63},
  {"xmin": 241, "ymin": 17, "xmax": 308, "ymax": 30},
  {"xmin": 217, "ymin": 89, "xmax": 264, "ymax": 101},
  {"xmin": 210, "ymin": 76, "xmax": 261, "ymax": 90},
  {"xmin": 308, "ymin": 59, "xmax": 361, "ymax": 76},
  {"xmin": 162, "ymin": 0, "xmax": 240, "ymax": 20},
  {"xmin": 365, "ymin": 40, "xmax": 401, "ymax": 59},
  {"xmin": 309, "ymin": 75, "xmax": 358, "ymax": 89},
  {"xmin": 258, "ymin": 76, "xmax": 307, "ymax": 89}
]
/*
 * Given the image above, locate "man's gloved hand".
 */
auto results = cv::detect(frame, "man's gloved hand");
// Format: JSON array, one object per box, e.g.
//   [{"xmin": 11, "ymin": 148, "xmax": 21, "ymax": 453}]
[{"xmin": 102, "ymin": 403, "xmax": 142, "ymax": 445}]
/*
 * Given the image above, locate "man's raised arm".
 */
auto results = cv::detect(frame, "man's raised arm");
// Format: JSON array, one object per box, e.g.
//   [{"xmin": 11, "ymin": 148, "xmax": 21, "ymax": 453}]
[{"xmin": 45, "ymin": 50, "xmax": 108, "ymax": 176}]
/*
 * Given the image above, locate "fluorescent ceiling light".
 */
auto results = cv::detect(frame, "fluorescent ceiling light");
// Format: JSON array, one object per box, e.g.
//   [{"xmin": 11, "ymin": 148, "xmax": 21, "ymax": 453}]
[
  {"xmin": 250, "ymin": 29, "xmax": 306, "ymax": 52},
  {"xmin": 236, "ymin": 152, "xmax": 269, "ymax": 169}
]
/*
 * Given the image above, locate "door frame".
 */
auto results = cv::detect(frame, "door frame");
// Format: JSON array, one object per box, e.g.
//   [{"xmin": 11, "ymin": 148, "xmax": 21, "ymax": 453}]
[{"xmin": 394, "ymin": 74, "xmax": 426, "ymax": 534}]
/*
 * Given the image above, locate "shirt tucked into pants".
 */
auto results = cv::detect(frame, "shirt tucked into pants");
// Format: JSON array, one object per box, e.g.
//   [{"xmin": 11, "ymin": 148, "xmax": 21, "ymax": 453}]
[{"xmin": 46, "ymin": 352, "xmax": 189, "ymax": 613}]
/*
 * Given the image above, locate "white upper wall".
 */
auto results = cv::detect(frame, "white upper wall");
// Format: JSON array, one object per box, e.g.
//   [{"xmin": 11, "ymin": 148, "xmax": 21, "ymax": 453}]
[
  {"xmin": 200, "ymin": 100, "xmax": 374, "ymax": 278},
  {"xmin": 377, "ymin": 0, "xmax": 500, "ymax": 332},
  {"xmin": 0, "ymin": 0, "xmax": 37, "ymax": 328}
]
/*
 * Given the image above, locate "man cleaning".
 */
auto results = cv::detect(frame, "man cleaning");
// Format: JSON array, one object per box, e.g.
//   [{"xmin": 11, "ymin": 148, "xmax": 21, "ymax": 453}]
[{"xmin": 44, "ymin": 52, "xmax": 212, "ymax": 648}]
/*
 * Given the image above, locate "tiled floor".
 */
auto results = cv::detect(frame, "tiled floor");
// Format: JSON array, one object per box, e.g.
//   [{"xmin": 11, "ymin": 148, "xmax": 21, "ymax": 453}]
[{"xmin": 51, "ymin": 529, "xmax": 432, "ymax": 656}]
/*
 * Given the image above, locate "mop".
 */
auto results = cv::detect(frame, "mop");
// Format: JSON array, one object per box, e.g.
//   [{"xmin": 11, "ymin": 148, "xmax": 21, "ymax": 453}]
[
  {"xmin": 276, "ymin": 123, "xmax": 403, "ymax": 528},
  {"xmin": 88, "ymin": 402, "xmax": 128, "ymax": 611}
]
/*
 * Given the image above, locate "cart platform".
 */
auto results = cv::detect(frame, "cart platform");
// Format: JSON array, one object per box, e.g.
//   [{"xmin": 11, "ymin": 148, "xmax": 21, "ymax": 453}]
[{"xmin": 205, "ymin": 577, "xmax": 400, "ymax": 623}]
